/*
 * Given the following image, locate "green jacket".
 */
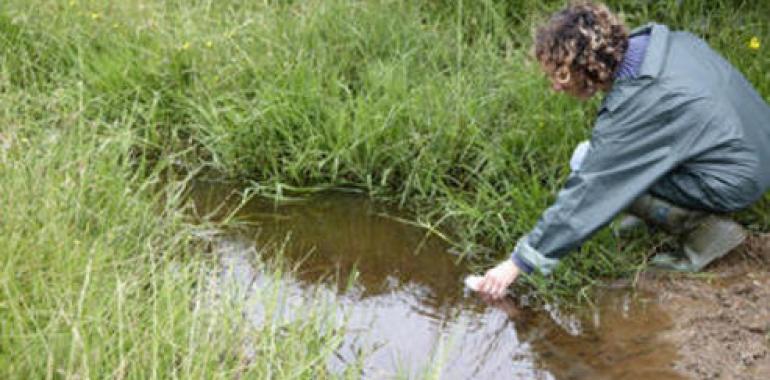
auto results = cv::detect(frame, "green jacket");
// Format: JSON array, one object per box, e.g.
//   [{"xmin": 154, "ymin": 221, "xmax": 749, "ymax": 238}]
[{"xmin": 512, "ymin": 24, "xmax": 770, "ymax": 275}]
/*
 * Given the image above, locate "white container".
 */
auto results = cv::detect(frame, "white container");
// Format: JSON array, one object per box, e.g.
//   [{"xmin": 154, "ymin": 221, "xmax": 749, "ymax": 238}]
[{"xmin": 464, "ymin": 275, "xmax": 484, "ymax": 292}]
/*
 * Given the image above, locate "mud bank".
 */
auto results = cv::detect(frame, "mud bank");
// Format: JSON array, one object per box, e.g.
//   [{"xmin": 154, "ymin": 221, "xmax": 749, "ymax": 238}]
[{"xmin": 636, "ymin": 234, "xmax": 770, "ymax": 379}]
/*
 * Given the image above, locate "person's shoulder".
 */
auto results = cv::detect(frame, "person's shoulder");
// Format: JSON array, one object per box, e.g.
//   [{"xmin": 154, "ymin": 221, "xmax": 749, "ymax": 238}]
[
  {"xmin": 598, "ymin": 78, "xmax": 660, "ymax": 118},
  {"xmin": 595, "ymin": 80, "xmax": 701, "ymax": 137},
  {"xmin": 660, "ymin": 25, "xmax": 715, "ymax": 53},
  {"xmin": 668, "ymin": 29, "xmax": 710, "ymax": 48}
]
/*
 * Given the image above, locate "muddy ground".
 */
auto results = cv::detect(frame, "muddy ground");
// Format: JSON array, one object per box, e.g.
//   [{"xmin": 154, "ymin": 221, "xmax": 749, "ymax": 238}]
[{"xmin": 635, "ymin": 234, "xmax": 770, "ymax": 379}]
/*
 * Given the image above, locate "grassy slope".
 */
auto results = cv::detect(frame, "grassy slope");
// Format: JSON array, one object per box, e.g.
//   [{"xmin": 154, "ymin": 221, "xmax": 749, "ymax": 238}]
[{"xmin": 0, "ymin": 0, "xmax": 768, "ymax": 376}]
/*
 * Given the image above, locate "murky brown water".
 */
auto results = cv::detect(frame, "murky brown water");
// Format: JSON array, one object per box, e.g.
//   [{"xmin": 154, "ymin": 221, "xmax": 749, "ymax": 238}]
[{"xmin": 190, "ymin": 182, "xmax": 685, "ymax": 380}]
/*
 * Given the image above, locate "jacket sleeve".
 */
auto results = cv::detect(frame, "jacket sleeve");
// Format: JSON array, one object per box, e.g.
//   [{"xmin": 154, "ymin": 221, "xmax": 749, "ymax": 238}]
[{"xmin": 511, "ymin": 111, "xmax": 684, "ymax": 275}]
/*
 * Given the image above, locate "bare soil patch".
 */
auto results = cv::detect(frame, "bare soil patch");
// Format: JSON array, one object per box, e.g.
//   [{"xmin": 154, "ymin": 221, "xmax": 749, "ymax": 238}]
[{"xmin": 636, "ymin": 234, "xmax": 770, "ymax": 379}]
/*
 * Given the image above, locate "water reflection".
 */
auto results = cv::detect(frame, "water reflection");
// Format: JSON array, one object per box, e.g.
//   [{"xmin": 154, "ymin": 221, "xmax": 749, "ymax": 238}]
[{"xmin": 191, "ymin": 182, "xmax": 683, "ymax": 380}]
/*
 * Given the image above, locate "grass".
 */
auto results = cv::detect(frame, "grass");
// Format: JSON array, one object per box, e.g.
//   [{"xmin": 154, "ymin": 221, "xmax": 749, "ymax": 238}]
[
  {"xmin": 1, "ymin": 0, "xmax": 769, "ymax": 377},
  {"xmin": 0, "ymin": 91, "xmax": 359, "ymax": 378}
]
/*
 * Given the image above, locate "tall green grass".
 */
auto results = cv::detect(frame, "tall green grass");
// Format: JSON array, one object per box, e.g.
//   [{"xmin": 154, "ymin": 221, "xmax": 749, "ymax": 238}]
[
  {"xmin": 0, "ymin": 121, "xmax": 357, "ymax": 378},
  {"xmin": 0, "ymin": 33, "xmax": 357, "ymax": 380},
  {"xmin": 2, "ymin": 7, "xmax": 769, "ymax": 378}
]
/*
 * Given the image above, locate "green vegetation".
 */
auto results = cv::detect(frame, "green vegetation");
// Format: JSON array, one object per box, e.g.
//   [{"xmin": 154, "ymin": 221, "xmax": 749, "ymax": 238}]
[
  {"xmin": 0, "ymin": 80, "xmax": 358, "ymax": 377},
  {"xmin": 1, "ymin": 0, "xmax": 769, "ymax": 377}
]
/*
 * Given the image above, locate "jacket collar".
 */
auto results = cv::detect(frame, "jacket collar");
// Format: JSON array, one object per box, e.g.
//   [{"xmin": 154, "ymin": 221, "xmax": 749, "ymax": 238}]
[
  {"xmin": 600, "ymin": 23, "xmax": 671, "ymax": 113},
  {"xmin": 635, "ymin": 23, "xmax": 670, "ymax": 79}
]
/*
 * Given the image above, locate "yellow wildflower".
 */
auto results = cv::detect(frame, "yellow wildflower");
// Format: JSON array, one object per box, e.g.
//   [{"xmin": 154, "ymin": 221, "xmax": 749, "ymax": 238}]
[
  {"xmin": 90, "ymin": 12, "xmax": 101, "ymax": 20},
  {"xmin": 206, "ymin": 40, "xmax": 213, "ymax": 48},
  {"xmin": 748, "ymin": 36, "xmax": 760, "ymax": 50},
  {"xmin": 182, "ymin": 42, "xmax": 191, "ymax": 50}
]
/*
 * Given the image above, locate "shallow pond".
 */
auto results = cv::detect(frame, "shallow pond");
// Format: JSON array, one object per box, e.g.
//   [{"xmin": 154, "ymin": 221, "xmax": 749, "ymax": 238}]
[{"xmin": 191, "ymin": 182, "xmax": 685, "ymax": 380}]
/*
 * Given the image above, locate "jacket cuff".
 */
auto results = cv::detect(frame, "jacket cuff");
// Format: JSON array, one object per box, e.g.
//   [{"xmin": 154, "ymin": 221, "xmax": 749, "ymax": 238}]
[
  {"xmin": 510, "ymin": 236, "xmax": 561, "ymax": 276},
  {"xmin": 511, "ymin": 255, "xmax": 534, "ymax": 274}
]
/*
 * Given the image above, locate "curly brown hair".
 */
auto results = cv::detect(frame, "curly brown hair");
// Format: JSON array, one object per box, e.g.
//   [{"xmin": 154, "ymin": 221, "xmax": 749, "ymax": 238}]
[{"xmin": 534, "ymin": 2, "xmax": 628, "ymax": 98}]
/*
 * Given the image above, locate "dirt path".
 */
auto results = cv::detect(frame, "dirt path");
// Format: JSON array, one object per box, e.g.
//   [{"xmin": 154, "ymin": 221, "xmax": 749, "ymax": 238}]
[{"xmin": 636, "ymin": 234, "xmax": 770, "ymax": 379}]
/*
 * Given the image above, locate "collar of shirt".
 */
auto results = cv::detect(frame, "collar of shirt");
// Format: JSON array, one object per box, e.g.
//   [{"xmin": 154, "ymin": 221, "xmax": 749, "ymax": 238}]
[{"xmin": 614, "ymin": 33, "xmax": 651, "ymax": 80}]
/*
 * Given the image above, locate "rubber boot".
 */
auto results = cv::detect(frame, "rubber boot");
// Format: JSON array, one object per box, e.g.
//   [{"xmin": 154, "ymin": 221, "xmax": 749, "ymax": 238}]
[
  {"xmin": 627, "ymin": 195, "xmax": 705, "ymax": 235},
  {"xmin": 626, "ymin": 195, "xmax": 747, "ymax": 272},
  {"xmin": 678, "ymin": 215, "xmax": 747, "ymax": 271},
  {"xmin": 612, "ymin": 214, "xmax": 646, "ymax": 238}
]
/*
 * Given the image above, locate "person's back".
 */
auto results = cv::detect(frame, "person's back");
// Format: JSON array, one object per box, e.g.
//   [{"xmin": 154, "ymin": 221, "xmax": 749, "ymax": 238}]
[
  {"xmin": 656, "ymin": 30, "xmax": 770, "ymax": 211},
  {"xmin": 671, "ymin": 30, "xmax": 770, "ymax": 202}
]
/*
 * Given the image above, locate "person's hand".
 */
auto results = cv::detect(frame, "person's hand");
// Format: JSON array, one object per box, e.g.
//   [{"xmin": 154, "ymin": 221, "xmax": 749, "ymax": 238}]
[{"xmin": 478, "ymin": 260, "xmax": 520, "ymax": 301}]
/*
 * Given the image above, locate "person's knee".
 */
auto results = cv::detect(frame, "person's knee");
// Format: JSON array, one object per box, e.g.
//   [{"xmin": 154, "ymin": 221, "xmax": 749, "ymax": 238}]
[{"xmin": 569, "ymin": 140, "xmax": 591, "ymax": 172}]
